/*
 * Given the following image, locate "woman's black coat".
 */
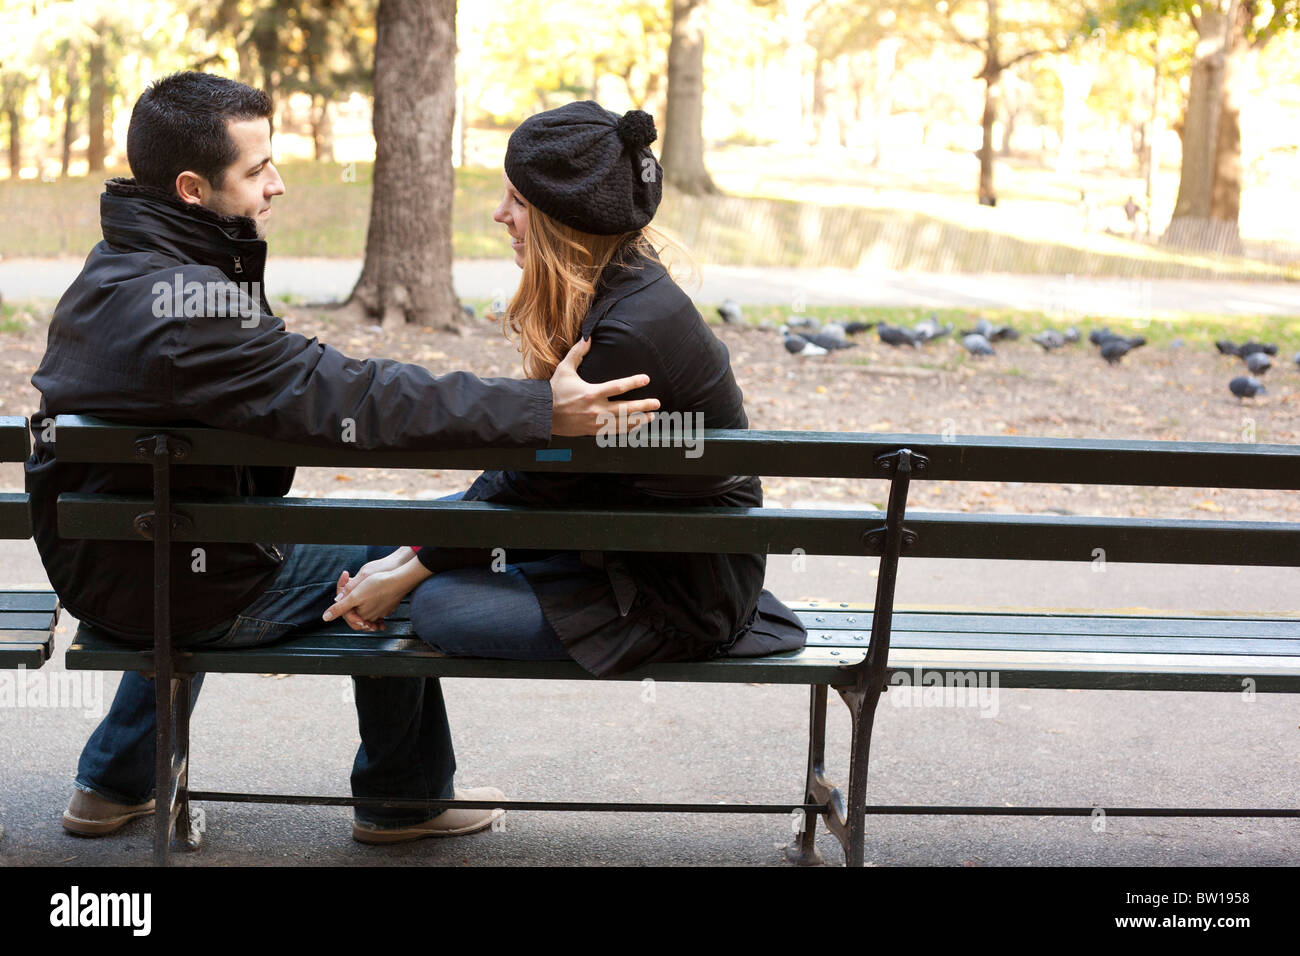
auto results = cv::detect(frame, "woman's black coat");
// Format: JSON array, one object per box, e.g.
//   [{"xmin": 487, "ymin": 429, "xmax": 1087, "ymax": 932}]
[{"xmin": 416, "ymin": 246, "xmax": 806, "ymax": 676}]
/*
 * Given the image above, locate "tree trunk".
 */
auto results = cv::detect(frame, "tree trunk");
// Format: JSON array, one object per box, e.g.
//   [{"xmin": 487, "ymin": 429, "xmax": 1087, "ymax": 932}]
[
  {"xmin": 348, "ymin": 0, "xmax": 462, "ymax": 330},
  {"xmin": 1162, "ymin": 0, "xmax": 1244, "ymax": 253},
  {"xmin": 868, "ymin": 39, "xmax": 898, "ymax": 167},
  {"xmin": 61, "ymin": 46, "xmax": 79, "ymax": 178},
  {"xmin": 87, "ymin": 37, "xmax": 106, "ymax": 173},
  {"xmin": 977, "ymin": 75, "xmax": 998, "ymax": 205},
  {"xmin": 811, "ymin": 53, "xmax": 826, "ymax": 146},
  {"xmin": 660, "ymin": 0, "xmax": 718, "ymax": 195},
  {"xmin": 310, "ymin": 94, "xmax": 335, "ymax": 162},
  {"xmin": 1000, "ymin": 104, "xmax": 1016, "ymax": 156},
  {"xmin": 976, "ymin": 0, "xmax": 1001, "ymax": 206},
  {"xmin": 5, "ymin": 101, "xmax": 19, "ymax": 178}
]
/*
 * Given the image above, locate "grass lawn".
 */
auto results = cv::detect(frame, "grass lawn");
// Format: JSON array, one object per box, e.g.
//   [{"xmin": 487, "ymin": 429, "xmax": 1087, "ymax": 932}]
[{"xmin": 2, "ymin": 157, "xmax": 1297, "ymax": 280}]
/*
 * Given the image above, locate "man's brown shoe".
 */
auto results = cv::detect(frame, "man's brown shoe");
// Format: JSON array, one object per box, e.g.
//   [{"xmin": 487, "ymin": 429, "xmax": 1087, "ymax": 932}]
[
  {"xmin": 352, "ymin": 786, "xmax": 506, "ymax": 845},
  {"xmin": 62, "ymin": 788, "xmax": 156, "ymax": 837}
]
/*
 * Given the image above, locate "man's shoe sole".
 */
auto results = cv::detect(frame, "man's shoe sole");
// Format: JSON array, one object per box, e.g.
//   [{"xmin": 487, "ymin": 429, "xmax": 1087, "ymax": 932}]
[
  {"xmin": 352, "ymin": 808, "xmax": 505, "ymax": 845},
  {"xmin": 62, "ymin": 803, "xmax": 156, "ymax": 837}
]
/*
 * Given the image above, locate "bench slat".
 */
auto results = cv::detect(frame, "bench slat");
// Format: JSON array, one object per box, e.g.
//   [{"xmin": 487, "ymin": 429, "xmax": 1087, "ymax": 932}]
[
  {"xmin": 884, "ymin": 648, "xmax": 1300, "ymax": 692},
  {"xmin": 807, "ymin": 629, "xmax": 1299, "ymax": 657},
  {"xmin": 0, "ymin": 591, "xmax": 60, "ymax": 613},
  {"xmin": 796, "ymin": 607, "xmax": 1300, "ymax": 639},
  {"xmin": 0, "ymin": 642, "xmax": 52, "ymax": 668},
  {"xmin": 0, "ymin": 592, "xmax": 59, "ymax": 668},
  {"xmin": 0, "ymin": 417, "xmax": 29, "ymax": 461},
  {"xmin": 63, "ymin": 628, "xmax": 1300, "ymax": 691},
  {"xmin": 55, "ymin": 495, "xmax": 1300, "ymax": 567},
  {"xmin": 49, "ymin": 415, "xmax": 1300, "ymax": 489},
  {"xmin": 64, "ymin": 630, "xmax": 867, "ymax": 685},
  {"xmin": 0, "ymin": 612, "xmax": 67, "ymax": 632},
  {"xmin": 0, "ymin": 494, "xmax": 31, "ymax": 539}
]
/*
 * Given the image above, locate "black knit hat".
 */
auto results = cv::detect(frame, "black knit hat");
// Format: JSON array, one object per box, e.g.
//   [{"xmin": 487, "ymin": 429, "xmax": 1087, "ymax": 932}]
[{"xmin": 505, "ymin": 100, "xmax": 663, "ymax": 236}]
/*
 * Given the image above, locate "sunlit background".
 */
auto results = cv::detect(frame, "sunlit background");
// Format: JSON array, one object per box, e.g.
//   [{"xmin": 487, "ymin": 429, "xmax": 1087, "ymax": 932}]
[{"xmin": 2, "ymin": 0, "xmax": 1300, "ymax": 274}]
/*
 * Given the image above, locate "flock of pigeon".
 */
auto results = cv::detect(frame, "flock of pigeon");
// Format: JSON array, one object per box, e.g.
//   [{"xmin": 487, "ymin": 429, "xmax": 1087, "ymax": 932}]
[{"xmin": 714, "ymin": 298, "xmax": 1295, "ymax": 402}]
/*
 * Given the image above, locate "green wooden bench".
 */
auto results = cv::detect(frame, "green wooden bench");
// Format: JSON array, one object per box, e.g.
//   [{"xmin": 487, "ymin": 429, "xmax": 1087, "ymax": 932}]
[
  {"xmin": 52, "ymin": 414, "xmax": 1300, "ymax": 866},
  {"xmin": 0, "ymin": 417, "xmax": 60, "ymax": 670}
]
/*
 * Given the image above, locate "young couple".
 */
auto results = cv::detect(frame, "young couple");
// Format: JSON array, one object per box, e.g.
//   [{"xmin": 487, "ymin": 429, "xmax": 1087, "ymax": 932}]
[{"xmin": 28, "ymin": 71, "xmax": 803, "ymax": 847}]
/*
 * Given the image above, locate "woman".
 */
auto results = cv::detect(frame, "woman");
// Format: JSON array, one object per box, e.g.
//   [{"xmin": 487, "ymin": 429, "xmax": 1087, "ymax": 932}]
[{"xmin": 324, "ymin": 101, "xmax": 805, "ymax": 676}]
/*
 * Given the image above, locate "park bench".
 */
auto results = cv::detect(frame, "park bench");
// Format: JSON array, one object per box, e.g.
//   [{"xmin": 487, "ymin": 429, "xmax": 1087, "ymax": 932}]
[
  {"xmin": 52, "ymin": 413, "xmax": 1300, "ymax": 867},
  {"xmin": 0, "ymin": 417, "xmax": 60, "ymax": 670}
]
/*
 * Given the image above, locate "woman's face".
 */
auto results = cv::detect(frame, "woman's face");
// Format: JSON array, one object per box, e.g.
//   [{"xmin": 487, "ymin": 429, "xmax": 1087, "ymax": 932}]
[{"xmin": 493, "ymin": 172, "xmax": 530, "ymax": 269}]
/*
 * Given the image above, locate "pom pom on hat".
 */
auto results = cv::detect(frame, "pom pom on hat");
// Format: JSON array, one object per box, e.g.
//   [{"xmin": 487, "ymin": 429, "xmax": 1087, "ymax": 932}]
[{"xmin": 616, "ymin": 110, "xmax": 657, "ymax": 149}]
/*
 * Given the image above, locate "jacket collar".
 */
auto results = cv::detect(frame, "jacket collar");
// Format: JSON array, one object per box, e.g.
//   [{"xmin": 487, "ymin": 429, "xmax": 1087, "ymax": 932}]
[
  {"xmin": 99, "ymin": 177, "xmax": 268, "ymax": 285},
  {"xmin": 580, "ymin": 241, "xmax": 668, "ymax": 336}
]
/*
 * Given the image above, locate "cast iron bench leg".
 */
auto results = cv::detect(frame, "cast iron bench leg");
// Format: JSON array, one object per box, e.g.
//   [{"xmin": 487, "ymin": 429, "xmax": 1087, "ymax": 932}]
[
  {"xmin": 838, "ymin": 683, "xmax": 882, "ymax": 868},
  {"xmin": 175, "ymin": 673, "xmax": 201, "ymax": 851},
  {"xmin": 786, "ymin": 683, "xmax": 833, "ymax": 865}
]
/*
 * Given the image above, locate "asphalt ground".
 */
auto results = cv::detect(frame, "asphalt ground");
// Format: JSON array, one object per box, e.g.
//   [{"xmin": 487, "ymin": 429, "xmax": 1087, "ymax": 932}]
[{"xmin": 0, "ymin": 539, "xmax": 1295, "ymax": 868}]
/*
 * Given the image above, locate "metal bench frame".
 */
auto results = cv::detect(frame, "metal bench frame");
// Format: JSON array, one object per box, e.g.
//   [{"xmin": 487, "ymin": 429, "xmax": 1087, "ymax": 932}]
[
  {"xmin": 1, "ymin": 418, "xmax": 59, "ymax": 670},
  {"xmin": 52, "ymin": 415, "xmax": 1300, "ymax": 866}
]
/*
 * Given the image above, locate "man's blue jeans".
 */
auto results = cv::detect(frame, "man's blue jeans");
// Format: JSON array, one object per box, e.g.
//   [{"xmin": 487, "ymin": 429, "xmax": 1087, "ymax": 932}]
[{"xmin": 75, "ymin": 542, "xmax": 455, "ymax": 827}]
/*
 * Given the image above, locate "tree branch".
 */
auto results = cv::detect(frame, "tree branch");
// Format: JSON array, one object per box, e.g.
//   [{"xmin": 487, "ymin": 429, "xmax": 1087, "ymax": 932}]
[{"xmin": 1251, "ymin": 0, "xmax": 1292, "ymax": 48}]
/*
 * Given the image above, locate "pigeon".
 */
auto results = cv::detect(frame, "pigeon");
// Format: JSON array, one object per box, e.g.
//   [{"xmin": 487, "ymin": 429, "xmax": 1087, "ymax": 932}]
[
  {"xmin": 1032, "ymin": 329, "xmax": 1066, "ymax": 351},
  {"xmin": 787, "ymin": 314, "xmax": 818, "ymax": 330},
  {"xmin": 1099, "ymin": 336, "xmax": 1146, "ymax": 364},
  {"xmin": 819, "ymin": 322, "xmax": 848, "ymax": 343},
  {"xmin": 1293, "ymin": 351, "xmax": 1300, "ymax": 368},
  {"xmin": 988, "ymin": 324, "xmax": 1019, "ymax": 342},
  {"xmin": 717, "ymin": 299, "xmax": 744, "ymax": 324},
  {"xmin": 461, "ymin": 303, "xmax": 476, "ymax": 320},
  {"xmin": 1244, "ymin": 352, "xmax": 1272, "ymax": 375},
  {"xmin": 1229, "ymin": 376, "xmax": 1266, "ymax": 399},
  {"xmin": 1088, "ymin": 327, "xmax": 1112, "ymax": 346},
  {"xmin": 1235, "ymin": 341, "xmax": 1278, "ymax": 357},
  {"xmin": 843, "ymin": 321, "xmax": 876, "ymax": 336},
  {"xmin": 914, "ymin": 314, "xmax": 953, "ymax": 343},
  {"xmin": 961, "ymin": 333, "xmax": 995, "ymax": 356},
  {"xmin": 964, "ymin": 317, "xmax": 995, "ymax": 339},
  {"xmin": 1063, "ymin": 326, "xmax": 1080, "ymax": 344},
  {"xmin": 1215, "ymin": 339, "xmax": 1239, "ymax": 356},
  {"xmin": 878, "ymin": 323, "xmax": 921, "ymax": 348},
  {"xmin": 782, "ymin": 330, "xmax": 828, "ymax": 357},
  {"xmin": 807, "ymin": 331, "xmax": 856, "ymax": 351}
]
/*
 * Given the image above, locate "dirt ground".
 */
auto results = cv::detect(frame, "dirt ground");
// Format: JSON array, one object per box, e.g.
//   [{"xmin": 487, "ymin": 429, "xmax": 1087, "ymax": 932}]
[{"xmin": 1, "ymin": 304, "xmax": 1296, "ymax": 522}]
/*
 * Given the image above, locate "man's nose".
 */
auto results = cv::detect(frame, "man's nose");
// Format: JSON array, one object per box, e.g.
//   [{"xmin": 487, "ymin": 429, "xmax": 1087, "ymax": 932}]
[{"xmin": 267, "ymin": 165, "xmax": 285, "ymax": 197}]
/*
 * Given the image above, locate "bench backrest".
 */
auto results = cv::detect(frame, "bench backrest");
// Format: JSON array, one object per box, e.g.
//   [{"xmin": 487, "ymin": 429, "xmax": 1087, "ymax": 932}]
[
  {"xmin": 49, "ymin": 415, "xmax": 1300, "ymax": 569},
  {"xmin": 0, "ymin": 416, "xmax": 31, "ymax": 539}
]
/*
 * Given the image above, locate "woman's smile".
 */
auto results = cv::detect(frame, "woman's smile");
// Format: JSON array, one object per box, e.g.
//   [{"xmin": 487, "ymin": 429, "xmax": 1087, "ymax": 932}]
[{"xmin": 493, "ymin": 172, "xmax": 530, "ymax": 268}]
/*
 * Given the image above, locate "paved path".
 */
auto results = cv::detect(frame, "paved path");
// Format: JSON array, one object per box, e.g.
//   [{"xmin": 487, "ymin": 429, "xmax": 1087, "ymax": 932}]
[
  {"xmin": 1, "ymin": 535, "xmax": 1296, "ymax": 867},
  {"xmin": 3, "ymin": 256, "xmax": 1299, "ymax": 317}
]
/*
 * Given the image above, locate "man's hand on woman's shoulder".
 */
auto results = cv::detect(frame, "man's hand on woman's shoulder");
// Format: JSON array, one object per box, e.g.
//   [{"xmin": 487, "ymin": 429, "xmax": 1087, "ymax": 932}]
[{"xmin": 549, "ymin": 336, "xmax": 659, "ymax": 437}]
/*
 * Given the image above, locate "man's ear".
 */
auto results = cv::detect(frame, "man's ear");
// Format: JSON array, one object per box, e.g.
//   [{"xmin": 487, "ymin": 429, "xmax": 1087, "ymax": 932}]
[{"xmin": 175, "ymin": 170, "xmax": 206, "ymax": 205}]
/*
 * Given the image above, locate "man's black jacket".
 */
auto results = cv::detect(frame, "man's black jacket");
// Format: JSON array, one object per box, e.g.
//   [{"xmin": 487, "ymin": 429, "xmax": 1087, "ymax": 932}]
[{"xmin": 26, "ymin": 178, "xmax": 552, "ymax": 639}]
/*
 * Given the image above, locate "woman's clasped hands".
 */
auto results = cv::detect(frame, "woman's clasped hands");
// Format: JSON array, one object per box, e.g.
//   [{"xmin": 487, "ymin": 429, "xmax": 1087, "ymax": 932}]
[{"xmin": 323, "ymin": 546, "xmax": 432, "ymax": 632}]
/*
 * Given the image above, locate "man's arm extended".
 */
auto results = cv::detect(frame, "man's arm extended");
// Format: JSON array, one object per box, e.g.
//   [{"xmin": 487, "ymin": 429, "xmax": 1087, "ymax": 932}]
[{"xmin": 170, "ymin": 293, "xmax": 656, "ymax": 448}]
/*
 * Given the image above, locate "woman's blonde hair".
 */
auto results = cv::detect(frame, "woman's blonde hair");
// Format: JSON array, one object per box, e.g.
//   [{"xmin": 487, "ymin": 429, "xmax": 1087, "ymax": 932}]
[{"xmin": 503, "ymin": 206, "xmax": 696, "ymax": 379}]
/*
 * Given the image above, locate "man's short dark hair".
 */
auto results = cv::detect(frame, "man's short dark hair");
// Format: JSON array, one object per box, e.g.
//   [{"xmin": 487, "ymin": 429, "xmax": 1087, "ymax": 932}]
[{"xmin": 127, "ymin": 71, "xmax": 272, "ymax": 194}]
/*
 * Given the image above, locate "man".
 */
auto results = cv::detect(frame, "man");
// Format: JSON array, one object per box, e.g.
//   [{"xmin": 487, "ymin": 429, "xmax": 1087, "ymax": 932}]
[{"xmin": 26, "ymin": 71, "xmax": 658, "ymax": 844}]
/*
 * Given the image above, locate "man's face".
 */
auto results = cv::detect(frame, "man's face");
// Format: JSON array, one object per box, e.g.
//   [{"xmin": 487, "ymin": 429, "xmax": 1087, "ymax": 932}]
[{"xmin": 192, "ymin": 117, "xmax": 285, "ymax": 239}]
